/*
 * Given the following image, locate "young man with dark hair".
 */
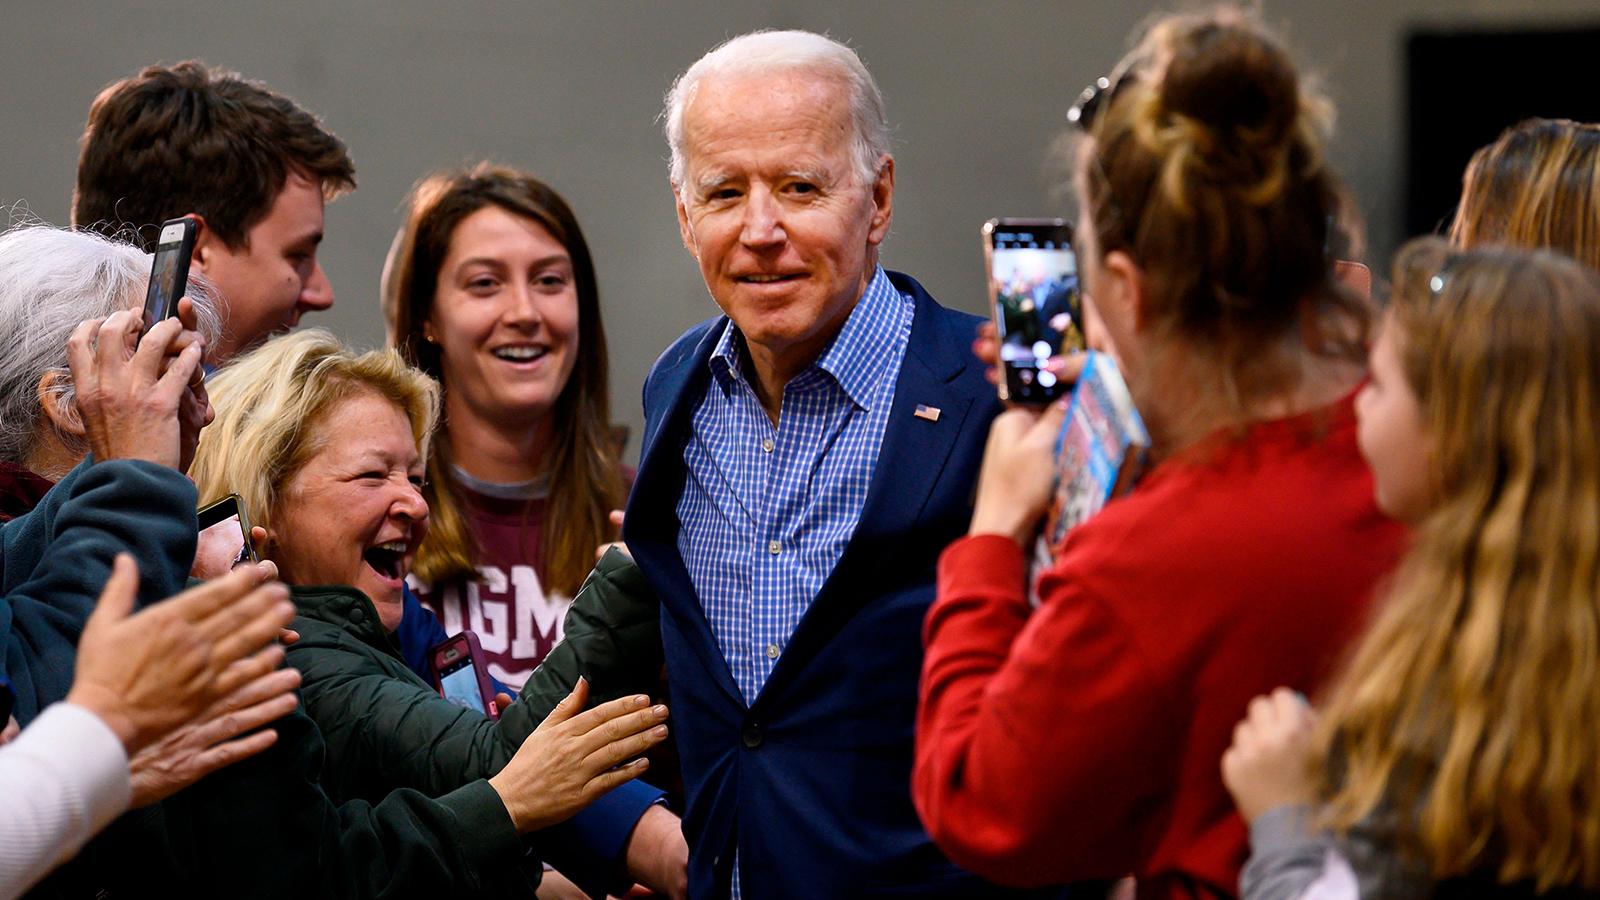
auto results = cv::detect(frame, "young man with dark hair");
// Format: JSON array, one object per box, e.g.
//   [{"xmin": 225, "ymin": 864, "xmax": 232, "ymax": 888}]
[{"xmin": 73, "ymin": 60, "xmax": 356, "ymax": 362}]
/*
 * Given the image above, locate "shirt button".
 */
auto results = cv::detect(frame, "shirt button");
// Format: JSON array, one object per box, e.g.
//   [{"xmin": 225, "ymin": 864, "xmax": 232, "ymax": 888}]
[
  {"xmin": 768, "ymin": 539, "xmax": 781, "ymax": 555},
  {"xmin": 761, "ymin": 438, "xmax": 774, "ymax": 453},
  {"xmin": 766, "ymin": 643, "xmax": 780, "ymax": 659}
]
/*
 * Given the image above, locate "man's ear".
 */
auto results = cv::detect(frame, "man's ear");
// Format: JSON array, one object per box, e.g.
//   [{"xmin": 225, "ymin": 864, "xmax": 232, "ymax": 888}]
[
  {"xmin": 187, "ymin": 213, "xmax": 218, "ymax": 273},
  {"xmin": 673, "ymin": 186, "xmax": 698, "ymax": 259},
  {"xmin": 866, "ymin": 155, "xmax": 895, "ymax": 247},
  {"xmin": 36, "ymin": 370, "xmax": 86, "ymax": 440}
]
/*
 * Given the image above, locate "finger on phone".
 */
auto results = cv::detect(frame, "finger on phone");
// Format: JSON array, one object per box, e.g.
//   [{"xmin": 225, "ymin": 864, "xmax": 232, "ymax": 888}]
[
  {"xmin": 133, "ymin": 316, "xmax": 185, "ymax": 370},
  {"xmin": 66, "ymin": 318, "xmax": 107, "ymax": 381},
  {"xmin": 1043, "ymin": 352, "xmax": 1088, "ymax": 383},
  {"xmin": 176, "ymin": 296, "xmax": 200, "ymax": 333},
  {"xmin": 154, "ymin": 343, "xmax": 204, "ymax": 402},
  {"xmin": 96, "ymin": 311, "xmax": 139, "ymax": 370}
]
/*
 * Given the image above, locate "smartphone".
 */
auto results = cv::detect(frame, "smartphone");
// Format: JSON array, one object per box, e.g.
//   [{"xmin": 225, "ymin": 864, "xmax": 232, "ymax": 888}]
[
  {"xmin": 142, "ymin": 217, "xmax": 198, "ymax": 335},
  {"xmin": 431, "ymin": 632, "xmax": 499, "ymax": 720},
  {"xmin": 983, "ymin": 218, "xmax": 1084, "ymax": 404},
  {"xmin": 196, "ymin": 493, "xmax": 257, "ymax": 568}
]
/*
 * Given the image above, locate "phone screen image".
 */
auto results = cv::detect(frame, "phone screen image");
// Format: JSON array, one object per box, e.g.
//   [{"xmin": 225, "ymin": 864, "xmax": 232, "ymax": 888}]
[
  {"xmin": 439, "ymin": 660, "xmax": 488, "ymax": 714},
  {"xmin": 196, "ymin": 494, "xmax": 255, "ymax": 571},
  {"xmin": 987, "ymin": 220, "xmax": 1082, "ymax": 403},
  {"xmin": 144, "ymin": 249, "xmax": 179, "ymax": 320},
  {"xmin": 196, "ymin": 513, "xmax": 250, "ymax": 570},
  {"xmin": 142, "ymin": 218, "xmax": 195, "ymax": 334}
]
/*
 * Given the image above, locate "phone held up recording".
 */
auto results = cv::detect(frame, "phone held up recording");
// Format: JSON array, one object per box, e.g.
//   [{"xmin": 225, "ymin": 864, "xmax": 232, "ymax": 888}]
[
  {"xmin": 141, "ymin": 216, "xmax": 198, "ymax": 337},
  {"xmin": 431, "ymin": 632, "xmax": 500, "ymax": 720},
  {"xmin": 196, "ymin": 493, "xmax": 258, "ymax": 569},
  {"xmin": 983, "ymin": 218, "xmax": 1085, "ymax": 405}
]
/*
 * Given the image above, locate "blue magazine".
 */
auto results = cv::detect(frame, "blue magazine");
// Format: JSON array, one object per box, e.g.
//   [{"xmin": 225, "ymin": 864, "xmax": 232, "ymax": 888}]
[{"xmin": 1030, "ymin": 352, "xmax": 1151, "ymax": 595}]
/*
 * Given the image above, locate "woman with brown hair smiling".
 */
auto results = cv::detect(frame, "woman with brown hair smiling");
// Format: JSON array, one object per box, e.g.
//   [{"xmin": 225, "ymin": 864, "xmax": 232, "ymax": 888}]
[{"xmin": 382, "ymin": 163, "xmax": 626, "ymax": 691}]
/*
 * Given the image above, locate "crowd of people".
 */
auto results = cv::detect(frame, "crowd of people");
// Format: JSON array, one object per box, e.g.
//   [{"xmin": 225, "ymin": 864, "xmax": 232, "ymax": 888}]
[{"xmin": 0, "ymin": 7, "xmax": 1597, "ymax": 900}]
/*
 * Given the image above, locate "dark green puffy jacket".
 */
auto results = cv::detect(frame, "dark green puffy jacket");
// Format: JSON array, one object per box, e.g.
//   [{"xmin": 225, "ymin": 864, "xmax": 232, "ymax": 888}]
[
  {"xmin": 287, "ymin": 547, "xmax": 665, "ymax": 806},
  {"xmin": 517, "ymin": 547, "xmax": 666, "ymax": 716},
  {"xmin": 9, "ymin": 459, "xmax": 533, "ymax": 900}
]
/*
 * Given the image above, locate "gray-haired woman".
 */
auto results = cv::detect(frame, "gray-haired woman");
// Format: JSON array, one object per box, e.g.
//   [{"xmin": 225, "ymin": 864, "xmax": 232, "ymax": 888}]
[{"xmin": 0, "ymin": 225, "xmax": 220, "ymax": 519}]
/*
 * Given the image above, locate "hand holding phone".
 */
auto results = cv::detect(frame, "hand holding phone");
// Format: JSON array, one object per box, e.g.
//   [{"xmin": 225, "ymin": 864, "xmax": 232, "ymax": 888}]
[
  {"xmin": 984, "ymin": 218, "xmax": 1084, "ymax": 404},
  {"xmin": 66, "ymin": 311, "xmax": 204, "ymax": 470}
]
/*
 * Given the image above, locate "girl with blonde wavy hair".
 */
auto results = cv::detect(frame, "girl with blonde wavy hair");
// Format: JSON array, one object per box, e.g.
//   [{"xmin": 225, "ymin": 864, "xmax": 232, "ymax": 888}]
[{"xmin": 1223, "ymin": 239, "xmax": 1600, "ymax": 898}]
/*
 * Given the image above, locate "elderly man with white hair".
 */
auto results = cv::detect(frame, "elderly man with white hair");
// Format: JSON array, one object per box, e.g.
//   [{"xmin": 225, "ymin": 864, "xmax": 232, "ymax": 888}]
[{"xmin": 616, "ymin": 30, "xmax": 1058, "ymax": 899}]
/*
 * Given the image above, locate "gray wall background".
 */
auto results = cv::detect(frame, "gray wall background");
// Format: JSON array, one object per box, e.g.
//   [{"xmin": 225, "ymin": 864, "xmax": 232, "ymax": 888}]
[{"xmin": 2, "ymin": 0, "xmax": 1595, "ymax": 460}]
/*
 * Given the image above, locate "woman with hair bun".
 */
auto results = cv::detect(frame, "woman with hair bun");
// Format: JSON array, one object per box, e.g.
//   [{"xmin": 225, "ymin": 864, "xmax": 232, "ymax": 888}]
[{"xmin": 914, "ymin": 9, "xmax": 1405, "ymax": 897}]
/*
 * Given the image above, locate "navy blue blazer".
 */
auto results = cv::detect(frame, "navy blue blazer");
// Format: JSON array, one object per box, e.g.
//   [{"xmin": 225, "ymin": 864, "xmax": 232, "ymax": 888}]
[{"xmin": 624, "ymin": 271, "xmax": 1055, "ymax": 899}]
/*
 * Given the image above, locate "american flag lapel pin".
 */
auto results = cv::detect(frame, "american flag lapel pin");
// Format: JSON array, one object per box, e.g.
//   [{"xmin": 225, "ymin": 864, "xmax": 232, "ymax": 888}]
[{"xmin": 914, "ymin": 404, "xmax": 942, "ymax": 422}]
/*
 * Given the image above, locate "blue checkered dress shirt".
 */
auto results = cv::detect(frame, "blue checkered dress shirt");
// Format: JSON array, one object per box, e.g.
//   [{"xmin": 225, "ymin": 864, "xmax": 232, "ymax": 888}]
[{"xmin": 676, "ymin": 267, "xmax": 914, "ymax": 709}]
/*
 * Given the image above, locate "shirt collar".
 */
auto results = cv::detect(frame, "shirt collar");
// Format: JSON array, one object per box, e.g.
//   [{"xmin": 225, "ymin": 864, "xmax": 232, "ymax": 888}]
[
  {"xmin": 0, "ymin": 461, "xmax": 55, "ymax": 525},
  {"xmin": 706, "ymin": 266, "xmax": 901, "ymax": 411}
]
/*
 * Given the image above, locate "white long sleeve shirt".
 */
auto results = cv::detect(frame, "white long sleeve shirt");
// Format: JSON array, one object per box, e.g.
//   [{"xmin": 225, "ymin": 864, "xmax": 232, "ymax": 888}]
[{"xmin": 0, "ymin": 702, "xmax": 131, "ymax": 900}]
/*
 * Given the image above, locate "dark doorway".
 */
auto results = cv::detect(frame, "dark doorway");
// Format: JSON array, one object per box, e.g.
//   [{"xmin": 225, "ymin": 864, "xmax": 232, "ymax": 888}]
[{"xmin": 1405, "ymin": 26, "xmax": 1600, "ymax": 239}]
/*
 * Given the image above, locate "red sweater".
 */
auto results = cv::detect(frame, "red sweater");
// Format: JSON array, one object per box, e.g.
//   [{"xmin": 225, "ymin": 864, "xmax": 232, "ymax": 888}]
[{"xmin": 914, "ymin": 394, "xmax": 1406, "ymax": 899}]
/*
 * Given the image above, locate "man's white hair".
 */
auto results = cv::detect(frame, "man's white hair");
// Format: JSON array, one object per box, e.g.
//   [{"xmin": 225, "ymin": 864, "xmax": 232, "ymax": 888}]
[
  {"xmin": 663, "ymin": 29, "xmax": 891, "ymax": 197},
  {"xmin": 0, "ymin": 225, "xmax": 220, "ymax": 466}
]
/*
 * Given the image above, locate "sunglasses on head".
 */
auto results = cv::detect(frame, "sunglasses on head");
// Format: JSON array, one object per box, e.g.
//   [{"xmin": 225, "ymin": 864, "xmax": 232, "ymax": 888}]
[{"xmin": 1067, "ymin": 70, "xmax": 1133, "ymax": 132}]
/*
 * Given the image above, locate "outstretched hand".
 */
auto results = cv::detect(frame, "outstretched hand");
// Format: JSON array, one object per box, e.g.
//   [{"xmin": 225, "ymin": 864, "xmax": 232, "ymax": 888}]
[
  {"xmin": 128, "ymin": 666, "xmax": 302, "ymax": 807},
  {"xmin": 66, "ymin": 554, "xmax": 295, "ymax": 756},
  {"xmin": 487, "ymin": 678, "xmax": 669, "ymax": 833}
]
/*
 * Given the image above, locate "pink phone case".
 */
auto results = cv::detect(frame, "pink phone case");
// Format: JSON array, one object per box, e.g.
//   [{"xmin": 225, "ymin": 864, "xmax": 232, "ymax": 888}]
[{"xmin": 430, "ymin": 631, "xmax": 499, "ymax": 720}]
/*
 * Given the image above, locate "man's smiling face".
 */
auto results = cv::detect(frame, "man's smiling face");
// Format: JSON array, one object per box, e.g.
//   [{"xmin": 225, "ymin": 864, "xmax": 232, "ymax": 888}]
[{"xmin": 674, "ymin": 69, "xmax": 893, "ymax": 373}]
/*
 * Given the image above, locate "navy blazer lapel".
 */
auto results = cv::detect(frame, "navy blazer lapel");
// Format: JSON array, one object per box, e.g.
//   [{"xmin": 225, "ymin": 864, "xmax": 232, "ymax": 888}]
[
  {"xmin": 757, "ymin": 274, "xmax": 992, "ymax": 704},
  {"xmin": 625, "ymin": 319, "xmax": 745, "ymax": 707}
]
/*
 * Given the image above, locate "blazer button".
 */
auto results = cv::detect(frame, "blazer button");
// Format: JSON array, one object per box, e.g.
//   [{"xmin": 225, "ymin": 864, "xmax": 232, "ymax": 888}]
[{"xmin": 741, "ymin": 721, "xmax": 763, "ymax": 749}]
